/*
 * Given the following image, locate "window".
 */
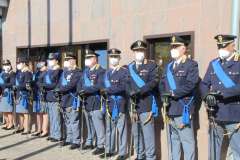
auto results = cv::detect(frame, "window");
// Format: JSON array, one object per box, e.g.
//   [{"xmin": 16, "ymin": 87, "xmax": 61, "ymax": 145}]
[
  {"xmin": 145, "ymin": 32, "xmax": 194, "ymax": 70},
  {"xmin": 17, "ymin": 40, "xmax": 109, "ymax": 71}
]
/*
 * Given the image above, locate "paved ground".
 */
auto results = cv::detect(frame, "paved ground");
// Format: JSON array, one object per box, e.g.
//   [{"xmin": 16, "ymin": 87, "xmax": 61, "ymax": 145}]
[{"xmin": 0, "ymin": 128, "xmax": 122, "ymax": 160}]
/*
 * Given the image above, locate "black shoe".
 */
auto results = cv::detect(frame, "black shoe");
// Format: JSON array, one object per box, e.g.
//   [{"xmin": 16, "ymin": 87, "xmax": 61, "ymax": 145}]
[
  {"xmin": 13, "ymin": 128, "xmax": 24, "ymax": 134},
  {"xmin": 39, "ymin": 133, "xmax": 48, "ymax": 138},
  {"xmin": 99, "ymin": 153, "xmax": 114, "ymax": 159},
  {"xmin": 46, "ymin": 137, "xmax": 53, "ymax": 141},
  {"xmin": 92, "ymin": 147, "xmax": 105, "ymax": 155},
  {"xmin": 2, "ymin": 126, "xmax": 8, "ymax": 130},
  {"xmin": 60, "ymin": 141, "xmax": 71, "ymax": 146},
  {"xmin": 115, "ymin": 155, "xmax": 128, "ymax": 160},
  {"xmin": 82, "ymin": 144, "xmax": 94, "ymax": 150},
  {"xmin": 21, "ymin": 131, "xmax": 31, "ymax": 135},
  {"xmin": 70, "ymin": 144, "xmax": 80, "ymax": 150},
  {"xmin": 31, "ymin": 132, "xmax": 41, "ymax": 136},
  {"xmin": 1, "ymin": 125, "xmax": 8, "ymax": 130},
  {"xmin": 6, "ymin": 126, "xmax": 14, "ymax": 130},
  {"xmin": 50, "ymin": 138, "xmax": 60, "ymax": 142}
]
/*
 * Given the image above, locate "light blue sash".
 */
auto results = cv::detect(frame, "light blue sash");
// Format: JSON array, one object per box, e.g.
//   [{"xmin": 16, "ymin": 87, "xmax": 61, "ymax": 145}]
[
  {"xmin": 15, "ymin": 73, "xmax": 20, "ymax": 86},
  {"xmin": 34, "ymin": 94, "xmax": 41, "ymax": 112},
  {"xmin": 104, "ymin": 71, "xmax": 122, "ymax": 120},
  {"xmin": 45, "ymin": 70, "xmax": 52, "ymax": 85},
  {"xmin": 61, "ymin": 72, "xmax": 79, "ymax": 110},
  {"xmin": 15, "ymin": 73, "xmax": 28, "ymax": 109},
  {"xmin": 166, "ymin": 61, "xmax": 194, "ymax": 125},
  {"xmin": 20, "ymin": 91, "xmax": 29, "ymax": 109},
  {"xmin": 5, "ymin": 88, "xmax": 13, "ymax": 106},
  {"xmin": 0, "ymin": 73, "xmax": 4, "ymax": 85},
  {"xmin": 211, "ymin": 59, "xmax": 236, "ymax": 88},
  {"xmin": 128, "ymin": 63, "xmax": 158, "ymax": 117}
]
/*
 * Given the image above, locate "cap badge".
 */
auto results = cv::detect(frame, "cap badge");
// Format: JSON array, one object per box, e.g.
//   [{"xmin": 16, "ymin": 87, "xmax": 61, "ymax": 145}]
[{"xmin": 172, "ymin": 36, "xmax": 176, "ymax": 43}]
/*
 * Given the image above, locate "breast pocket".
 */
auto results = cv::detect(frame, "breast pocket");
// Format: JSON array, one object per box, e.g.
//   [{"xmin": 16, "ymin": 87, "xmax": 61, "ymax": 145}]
[
  {"xmin": 90, "ymin": 74, "xmax": 98, "ymax": 85},
  {"xmin": 139, "ymin": 71, "xmax": 149, "ymax": 81},
  {"xmin": 175, "ymin": 71, "xmax": 187, "ymax": 83},
  {"xmin": 111, "ymin": 78, "xmax": 120, "ymax": 85},
  {"xmin": 227, "ymin": 71, "xmax": 240, "ymax": 83},
  {"xmin": 17, "ymin": 75, "xmax": 24, "ymax": 84}
]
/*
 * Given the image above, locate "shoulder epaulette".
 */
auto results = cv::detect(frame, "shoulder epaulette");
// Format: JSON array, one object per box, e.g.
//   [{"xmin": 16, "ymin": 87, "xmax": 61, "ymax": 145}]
[{"xmin": 234, "ymin": 53, "xmax": 240, "ymax": 61}]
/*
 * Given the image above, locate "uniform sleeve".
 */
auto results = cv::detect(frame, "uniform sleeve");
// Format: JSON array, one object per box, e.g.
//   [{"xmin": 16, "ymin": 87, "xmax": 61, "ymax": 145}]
[
  {"xmin": 83, "ymin": 68, "xmax": 105, "ymax": 94},
  {"xmin": 173, "ymin": 61, "xmax": 200, "ymax": 98},
  {"xmin": 139, "ymin": 63, "xmax": 160, "ymax": 95},
  {"xmin": 199, "ymin": 63, "xmax": 212, "ymax": 99},
  {"xmin": 4, "ymin": 72, "xmax": 16, "ymax": 88},
  {"xmin": 42, "ymin": 69, "xmax": 61, "ymax": 90},
  {"xmin": 76, "ymin": 76, "xmax": 83, "ymax": 92},
  {"xmin": 36, "ymin": 72, "xmax": 44, "ymax": 88},
  {"xmin": 106, "ymin": 69, "xmax": 129, "ymax": 95},
  {"xmin": 159, "ymin": 67, "xmax": 167, "ymax": 94},
  {"xmin": 17, "ymin": 71, "xmax": 32, "ymax": 90},
  {"xmin": 59, "ymin": 71, "xmax": 82, "ymax": 93}
]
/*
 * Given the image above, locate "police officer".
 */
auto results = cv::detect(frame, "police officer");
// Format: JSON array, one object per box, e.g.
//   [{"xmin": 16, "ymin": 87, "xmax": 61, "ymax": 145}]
[
  {"xmin": 32, "ymin": 56, "xmax": 49, "ymax": 137},
  {"xmin": 15, "ymin": 56, "xmax": 33, "ymax": 134},
  {"xmin": 127, "ymin": 40, "xmax": 159, "ymax": 160},
  {"xmin": 160, "ymin": 36, "xmax": 199, "ymax": 160},
  {"xmin": 42, "ymin": 52, "xmax": 62, "ymax": 142},
  {"xmin": 200, "ymin": 35, "xmax": 240, "ymax": 160},
  {"xmin": 58, "ymin": 52, "xmax": 81, "ymax": 150},
  {"xmin": 77, "ymin": 49, "xmax": 106, "ymax": 155},
  {"xmin": 0, "ymin": 60, "xmax": 15, "ymax": 130},
  {"xmin": 99, "ymin": 48, "xmax": 128, "ymax": 160}
]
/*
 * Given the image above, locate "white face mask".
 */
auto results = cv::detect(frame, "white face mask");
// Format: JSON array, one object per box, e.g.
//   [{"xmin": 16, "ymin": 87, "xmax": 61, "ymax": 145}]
[
  {"xmin": 17, "ymin": 63, "xmax": 23, "ymax": 70},
  {"xmin": 63, "ymin": 61, "xmax": 70, "ymax": 68},
  {"xmin": 3, "ymin": 65, "xmax": 11, "ymax": 72},
  {"xmin": 109, "ymin": 57, "xmax": 119, "ymax": 66},
  {"xmin": 135, "ymin": 51, "xmax": 145, "ymax": 63},
  {"xmin": 170, "ymin": 49, "xmax": 180, "ymax": 59},
  {"xmin": 218, "ymin": 49, "xmax": 231, "ymax": 59},
  {"xmin": 85, "ymin": 59, "xmax": 92, "ymax": 67},
  {"xmin": 47, "ymin": 60, "xmax": 55, "ymax": 68}
]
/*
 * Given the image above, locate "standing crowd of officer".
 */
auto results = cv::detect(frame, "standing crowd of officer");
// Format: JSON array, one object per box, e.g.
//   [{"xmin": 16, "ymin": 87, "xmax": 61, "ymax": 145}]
[{"xmin": 0, "ymin": 34, "xmax": 240, "ymax": 160}]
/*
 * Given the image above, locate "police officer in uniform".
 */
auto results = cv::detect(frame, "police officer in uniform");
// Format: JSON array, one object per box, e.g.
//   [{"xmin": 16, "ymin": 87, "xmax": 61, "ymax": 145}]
[
  {"xmin": 0, "ymin": 60, "xmax": 15, "ymax": 130},
  {"xmin": 99, "ymin": 48, "xmax": 128, "ymax": 160},
  {"xmin": 127, "ymin": 40, "xmax": 159, "ymax": 160},
  {"xmin": 77, "ymin": 49, "xmax": 106, "ymax": 155},
  {"xmin": 160, "ymin": 36, "xmax": 199, "ymax": 160},
  {"xmin": 200, "ymin": 35, "xmax": 240, "ymax": 160},
  {"xmin": 58, "ymin": 52, "xmax": 81, "ymax": 149},
  {"xmin": 32, "ymin": 56, "xmax": 49, "ymax": 137},
  {"xmin": 15, "ymin": 57, "xmax": 33, "ymax": 134},
  {"xmin": 42, "ymin": 52, "xmax": 62, "ymax": 142}
]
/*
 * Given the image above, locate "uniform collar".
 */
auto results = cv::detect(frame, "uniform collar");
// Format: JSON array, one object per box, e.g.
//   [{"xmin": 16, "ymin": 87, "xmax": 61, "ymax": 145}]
[
  {"xmin": 68, "ymin": 65, "xmax": 77, "ymax": 71},
  {"xmin": 49, "ymin": 64, "xmax": 60, "ymax": 70},
  {"xmin": 226, "ymin": 53, "xmax": 235, "ymax": 61},
  {"xmin": 111, "ymin": 65, "xmax": 120, "ymax": 72},
  {"xmin": 21, "ymin": 66, "xmax": 31, "ymax": 72},
  {"xmin": 174, "ymin": 55, "xmax": 187, "ymax": 64},
  {"xmin": 90, "ymin": 64, "xmax": 98, "ymax": 71}
]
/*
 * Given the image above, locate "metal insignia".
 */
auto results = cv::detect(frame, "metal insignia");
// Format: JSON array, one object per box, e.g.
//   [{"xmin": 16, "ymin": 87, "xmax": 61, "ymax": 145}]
[
  {"xmin": 218, "ymin": 35, "xmax": 223, "ymax": 43},
  {"xmin": 66, "ymin": 75, "xmax": 71, "ymax": 81},
  {"xmin": 137, "ymin": 41, "xmax": 141, "ymax": 47},
  {"xmin": 172, "ymin": 36, "xmax": 176, "ymax": 43}
]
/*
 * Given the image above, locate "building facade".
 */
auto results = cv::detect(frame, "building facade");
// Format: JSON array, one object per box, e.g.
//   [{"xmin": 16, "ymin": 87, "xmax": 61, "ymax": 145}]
[{"xmin": 1, "ymin": 0, "xmax": 238, "ymax": 159}]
